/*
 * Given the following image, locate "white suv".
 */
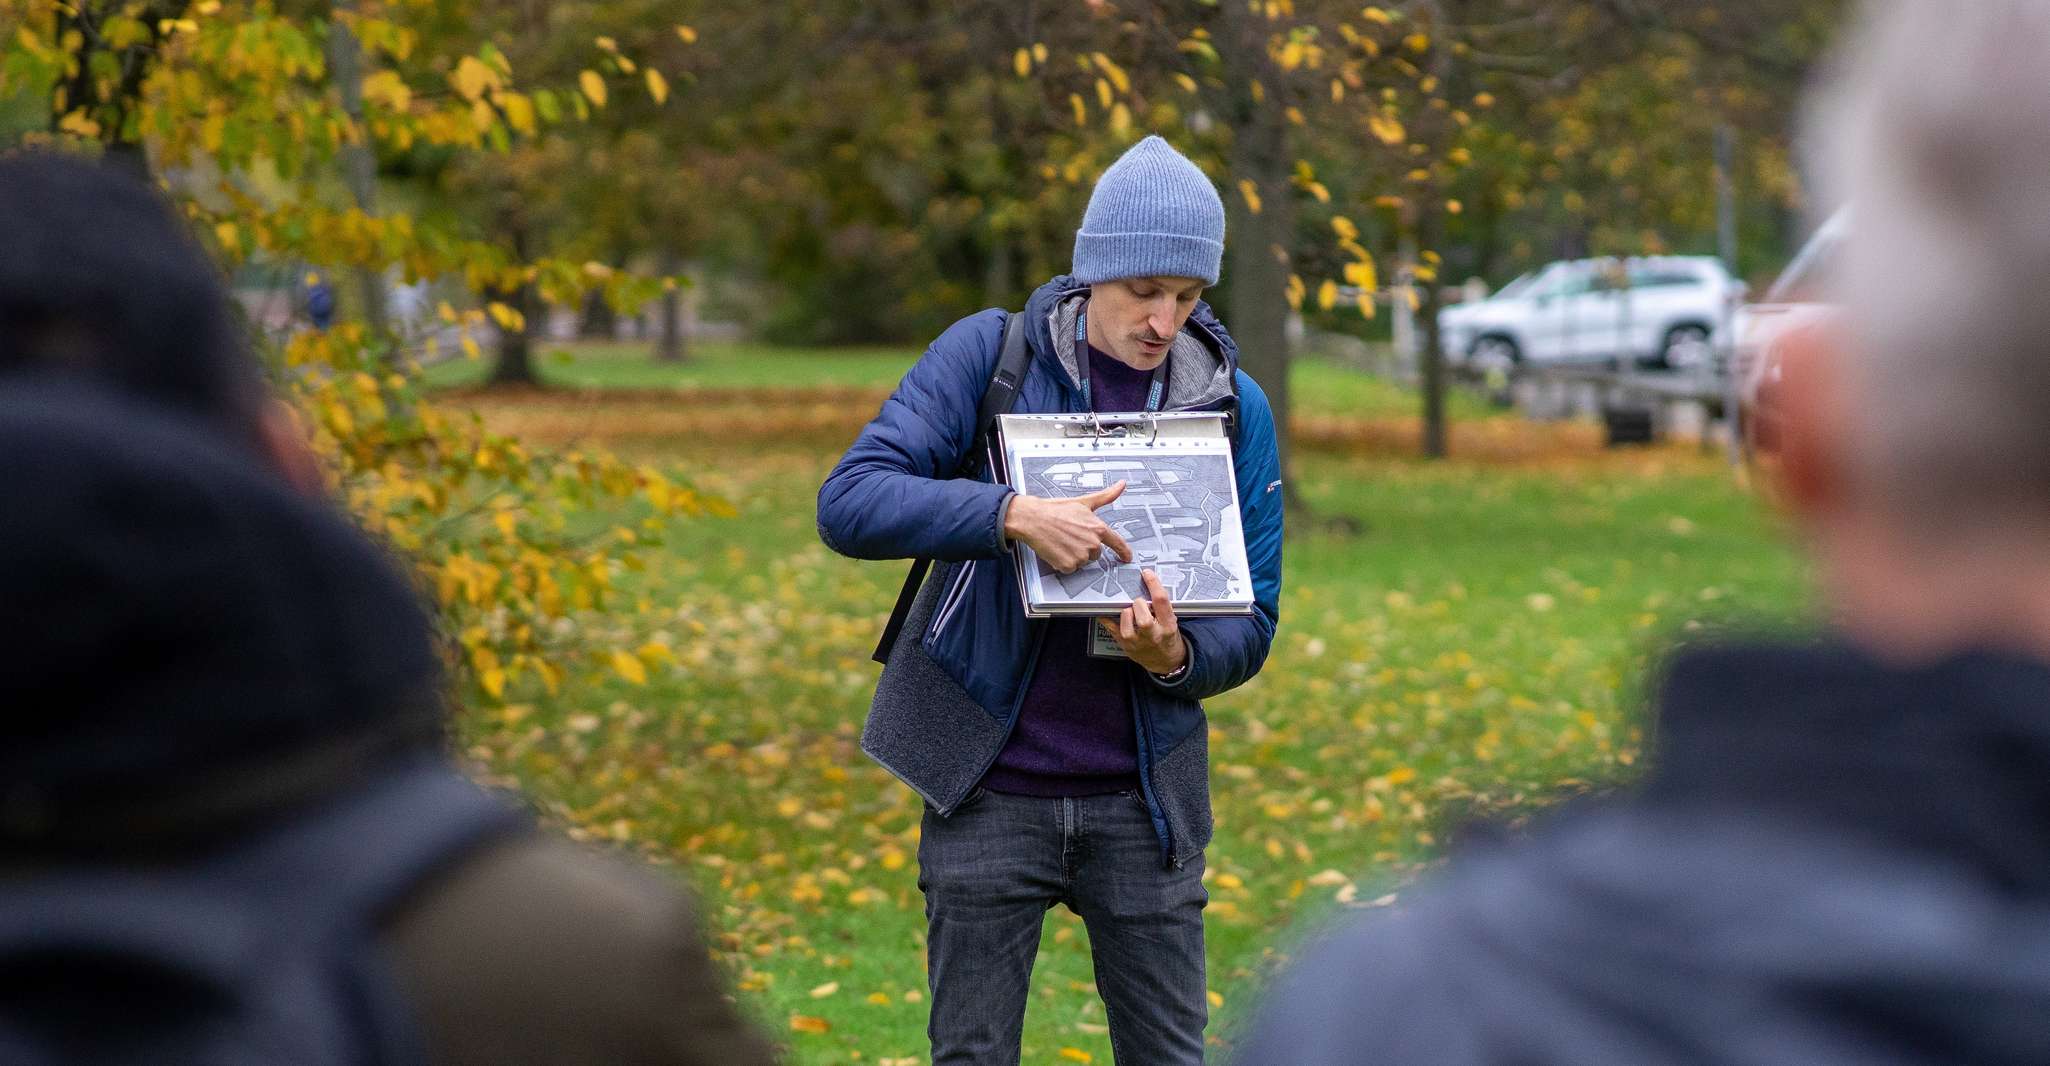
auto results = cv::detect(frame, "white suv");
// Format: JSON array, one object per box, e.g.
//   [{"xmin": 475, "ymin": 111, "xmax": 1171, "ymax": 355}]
[{"xmin": 1438, "ymin": 255, "xmax": 1744, "ymax": 371}]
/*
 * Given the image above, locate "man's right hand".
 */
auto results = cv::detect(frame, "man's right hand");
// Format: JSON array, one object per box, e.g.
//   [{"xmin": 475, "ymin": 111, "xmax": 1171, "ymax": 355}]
[{"xmin": 1004, "ymin": 480, "xmax": 1134, "ymax": 572}]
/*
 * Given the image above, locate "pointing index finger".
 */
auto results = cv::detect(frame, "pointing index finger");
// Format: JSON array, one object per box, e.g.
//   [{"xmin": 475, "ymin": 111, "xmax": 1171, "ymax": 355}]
[
  {"xmin": 1081, "ymin": 479, "xmax": 1128, "ymax": 510},
  {"xmin": 1100, "ymin": 525, "xmax": 1133, "ymax": 564}
]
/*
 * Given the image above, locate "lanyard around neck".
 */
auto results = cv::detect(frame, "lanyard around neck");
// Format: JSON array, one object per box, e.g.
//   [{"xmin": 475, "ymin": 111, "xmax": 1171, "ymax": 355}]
[{"xmin": 1076, "ymin": 307, "xmax": 1168, "ymax": 413}]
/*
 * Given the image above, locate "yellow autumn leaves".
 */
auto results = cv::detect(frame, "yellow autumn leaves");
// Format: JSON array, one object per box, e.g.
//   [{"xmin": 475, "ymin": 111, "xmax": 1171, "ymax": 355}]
[
  {"xmin": 1283, "ymin": 215, "xmax": 1380, "ymax": 318},
  {"xmin": 999, "ymin": 12, "xmax": 1464, "ymax": 330},
  {"xmin": 608, "ymin": 642, "xmax": 679, "ymax": 686},
  {"xmin": 280, "ymin": 326, "xmax": 725, "ymax": 721},
  {"xmin": 444, "ymin": 31, "xmax": 680, "ymax": 124}
]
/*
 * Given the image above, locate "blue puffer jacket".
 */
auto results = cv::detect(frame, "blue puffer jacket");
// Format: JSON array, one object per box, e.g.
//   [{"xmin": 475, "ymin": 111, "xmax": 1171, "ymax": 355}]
[{"xmin": 818, "ymin": 275, "xmax": 1284, "ymax": 867}]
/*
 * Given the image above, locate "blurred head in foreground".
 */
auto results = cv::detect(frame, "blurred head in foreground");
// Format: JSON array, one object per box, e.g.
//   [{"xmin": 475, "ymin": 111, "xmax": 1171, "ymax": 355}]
[
  {"xmin": 0, "ymin": 383, "xmax": 447, "ymax": 849},
  {"xmin": 0, "ymin": 150, "xmax": 318, "ymax": 489},
  {"xmin": 0, "ymin": 154, "xmax": 261, "ymax": 432},
  {"xmin": 1229, "ymin": 5, "xmax": 2050, "ymax": 1064},
  {"xmin": 1781, "ymin": 0, "xmax": 2050, "ymax": 662}
]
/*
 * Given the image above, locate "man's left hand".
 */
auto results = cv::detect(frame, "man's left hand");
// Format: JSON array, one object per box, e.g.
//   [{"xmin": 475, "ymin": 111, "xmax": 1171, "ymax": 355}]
[{"xmin": 1098, "ymin": 569, "xmax": 1187, "ymax": 676}]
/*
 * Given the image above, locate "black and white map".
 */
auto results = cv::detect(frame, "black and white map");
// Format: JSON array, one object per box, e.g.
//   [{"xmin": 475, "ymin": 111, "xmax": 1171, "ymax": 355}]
[{"xmin": 1012, "ymin": 447, "xmax": 1252, "ymax": 614}]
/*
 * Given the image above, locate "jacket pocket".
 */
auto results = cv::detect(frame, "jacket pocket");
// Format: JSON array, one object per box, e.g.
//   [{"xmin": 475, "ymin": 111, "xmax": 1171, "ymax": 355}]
[{"xmin": 926, "ymin": 560, "xmax": 977, "ymax": 643}]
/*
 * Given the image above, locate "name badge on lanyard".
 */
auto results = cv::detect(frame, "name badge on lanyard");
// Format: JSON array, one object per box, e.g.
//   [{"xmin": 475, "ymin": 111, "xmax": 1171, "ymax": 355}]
[
  {"xmin": 1076, "ymin": 308, "xmax": 1168, "ymax": 414},
  {"xmin": 1087, "ymin": 621, "xmax": 1131, "ymax": 661},
  {"xmin": 1075, "ymin": 304, "xmax": 1165, "ymax": 663}
]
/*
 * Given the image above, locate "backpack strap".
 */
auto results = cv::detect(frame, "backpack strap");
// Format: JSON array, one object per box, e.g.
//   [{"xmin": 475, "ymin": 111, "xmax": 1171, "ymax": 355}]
[
  {"xmin": 871, "ymin": 310, "xmax": 1031, "ymax": 664},
  {"xmin": 210, "ymin": 758, "xmax": 527, "ymax": 1065},
  {"xmin": 213, "ymin": 757, "xmax": 525, "ymax": 932},
  {"xmin": 241, "ymin": 759, "xmax": 528, "ymax": 1064}
]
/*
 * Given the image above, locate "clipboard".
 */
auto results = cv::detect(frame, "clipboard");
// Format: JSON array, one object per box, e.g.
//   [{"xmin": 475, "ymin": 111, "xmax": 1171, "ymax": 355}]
[{"xmin": 996, "ymin": 411, "xmax": 1255, "ymax": 618}]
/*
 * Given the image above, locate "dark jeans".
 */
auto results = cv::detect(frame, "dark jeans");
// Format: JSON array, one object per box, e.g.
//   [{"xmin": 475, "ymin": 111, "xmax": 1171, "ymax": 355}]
[{"xmin": 919, "ymin": 788, "xmax": 1208, "ymax": 1065}]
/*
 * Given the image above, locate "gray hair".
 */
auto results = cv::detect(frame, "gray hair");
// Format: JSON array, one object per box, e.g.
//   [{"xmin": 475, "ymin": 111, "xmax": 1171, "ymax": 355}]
[{"xmin": 1810, "ymin": 0, "xmax": 2050, "ymax": 529}]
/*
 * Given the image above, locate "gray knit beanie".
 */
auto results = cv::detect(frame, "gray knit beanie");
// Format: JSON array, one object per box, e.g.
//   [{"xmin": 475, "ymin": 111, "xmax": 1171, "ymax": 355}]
[{"xmin": 1072, "ymin": 135, "xmax": 1225, "ymax": 286}]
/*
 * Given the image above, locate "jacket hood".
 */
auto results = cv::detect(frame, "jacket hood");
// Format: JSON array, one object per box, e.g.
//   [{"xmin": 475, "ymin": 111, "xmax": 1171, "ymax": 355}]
[
  {"xmin": 0, "ymin": 382, "xmax": 445, "ymax": 851},
  {"xmin": 1020, "ymin": 275, "xmax": 1240, "ymax": 412}
]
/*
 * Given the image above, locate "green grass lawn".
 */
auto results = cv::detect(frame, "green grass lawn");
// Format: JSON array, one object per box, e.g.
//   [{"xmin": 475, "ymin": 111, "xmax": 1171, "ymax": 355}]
[
  {"xmin": 421, "ymin": 337, "xmax": 1497, "ymax": 422},
  {"xmin": 437, "ymin": 352, "xmax": 1807, "ymax": 1064},
  {"xmin": 421, "ymin": 340, "xmax": 919, "ymax": 392}
]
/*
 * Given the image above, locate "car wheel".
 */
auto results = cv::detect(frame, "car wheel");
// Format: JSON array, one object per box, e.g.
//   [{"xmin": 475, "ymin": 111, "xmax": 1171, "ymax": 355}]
[
  {"xmin": 1657, "ymin": 325, "xmax": 1713, "ymax": 371},
  {"xmin": 1468, "ymin": 336, "xmax": 1520, "ymax": 407},
  {"xmin": 1469, "ymin": 335, "xmax": 1520, "ymax": 372}
]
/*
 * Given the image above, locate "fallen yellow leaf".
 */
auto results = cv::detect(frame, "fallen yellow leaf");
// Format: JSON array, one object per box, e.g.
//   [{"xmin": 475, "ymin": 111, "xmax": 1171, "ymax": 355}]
[{"xmin": 610, "ymin": 649, "xmax": 647, "ymax": 685}]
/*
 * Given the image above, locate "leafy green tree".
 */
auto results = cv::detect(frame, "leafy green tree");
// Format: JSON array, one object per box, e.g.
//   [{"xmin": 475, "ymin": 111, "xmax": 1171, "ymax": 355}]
[{"xmin": 0, "ymin": 0, "xmax": 718, "ymax": 705}]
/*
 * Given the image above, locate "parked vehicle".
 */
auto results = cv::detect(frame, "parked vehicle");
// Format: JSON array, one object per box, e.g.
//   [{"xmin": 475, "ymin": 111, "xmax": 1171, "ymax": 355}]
[
  {"xmin": 1735, "ymin": 209, "xmax": 1848, "ymax": 466},
  {"xmin": 1438, "ymin": 255, "xmax": 1745, "ymax": 372}
]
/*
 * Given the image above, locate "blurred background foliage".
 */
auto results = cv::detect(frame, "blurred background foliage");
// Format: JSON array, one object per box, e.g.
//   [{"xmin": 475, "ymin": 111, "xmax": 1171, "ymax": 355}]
[
  {"xmin": 0, "ymin": 0, "xmax": 1844, "ymax": 337},
  {"xmin": 0, "ymin": 4, "xmax": 1844, "ymax": 1057}
]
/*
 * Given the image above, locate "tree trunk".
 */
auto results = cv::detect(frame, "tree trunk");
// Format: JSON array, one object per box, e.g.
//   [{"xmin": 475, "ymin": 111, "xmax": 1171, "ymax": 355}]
[
  {"xmin": 1413, "ymin": 0, "xmax": 1466, "ymax": 461},
  {"xmin": 1226, "ymin": 136, "xmax": 1297, "ymax": 491},
  {"xmin": 326, "ymin": 0, "xmax": 388, "ymax": 344},
  {"xmin": 1413, "ymin": 208, "xmax": 1449, "ymax": 460},
  {"xmin": 579, "ymin": 288, "xmax": 618, "ymax": 339},
  {"xmin": 486, "ymin": 278, "xmax": 537, "ymax": 385},
  {"xmin": 653, "ymin": 250, "xmax": 686, "ymax": 363},
  {"xmin": 1419, "ymin": 295, "xmax": 1449, "ymax": 459},
  {"xmin": 1218, "ymin": 0, "xmax": 1300, "ymax": 510},
  {"xmin": 1470, "ymin": 186, "xmax": 1505, "ymax": 283},
  {"xmin": 486, "ymin": 222, "xmax": 537, "ymax": 385}
]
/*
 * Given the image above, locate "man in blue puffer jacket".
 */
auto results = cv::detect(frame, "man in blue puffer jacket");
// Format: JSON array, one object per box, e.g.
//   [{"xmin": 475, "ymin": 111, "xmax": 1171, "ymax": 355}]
[{"xmin": 819, "ymin": 135, "xmax": 1284, "ymax": 1065}]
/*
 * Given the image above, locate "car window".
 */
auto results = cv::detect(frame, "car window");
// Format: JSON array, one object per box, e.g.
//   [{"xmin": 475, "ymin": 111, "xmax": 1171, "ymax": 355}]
[
  {"xmin": 1553, "ymin": 263, "xmax": 1618, "ymax": 297},
  {"xmin": 1629, "ymin": 268, "xmax": 1703, "ymax": 289},
  {"xmin": 1554, "ymin": 273, "xmax": 1600, "ymax": 297},
  {"xmin": 1521, "ymin": 268, "xmax": 1570, "ymax": 300},
  {"xmin": 1493, "ymin": 270, "xmax": 1539, "ymax": 299}
]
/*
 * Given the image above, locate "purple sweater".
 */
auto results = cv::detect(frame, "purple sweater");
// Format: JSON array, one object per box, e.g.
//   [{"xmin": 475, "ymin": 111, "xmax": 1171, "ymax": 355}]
[{"xmin": 979, "ymin": 346, "xmax": 1155, "ymax": 797}]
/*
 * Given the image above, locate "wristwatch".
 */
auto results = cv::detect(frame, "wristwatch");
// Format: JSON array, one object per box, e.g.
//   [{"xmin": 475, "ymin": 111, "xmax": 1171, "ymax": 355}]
[{"xmin": 1152, "ymin": 660, "xmax": 1190, "ymax": 683}]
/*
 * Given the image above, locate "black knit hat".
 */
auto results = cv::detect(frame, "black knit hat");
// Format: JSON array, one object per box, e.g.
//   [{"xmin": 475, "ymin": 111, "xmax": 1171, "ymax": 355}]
[
  {"xmin": 0, "ymin": 384, "xmax": 445, "ymax": 850},
  {"xmin": 0, "ymin": 151, "xmax": 267, "ymax": 448}
]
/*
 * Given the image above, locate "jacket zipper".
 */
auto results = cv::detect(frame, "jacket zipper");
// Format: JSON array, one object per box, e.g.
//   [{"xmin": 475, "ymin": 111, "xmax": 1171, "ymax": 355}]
[
  {"xmin": 1138, "ymin": 327, "xmax": 1233, "ymax": 864},
  {"xmin": 1129, "ymin": 671, "xmax": 1178, "ymax": 864},
  {"xmin": 940, "ymin": 354, "xmax": 1071, "ymax": 816}
]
